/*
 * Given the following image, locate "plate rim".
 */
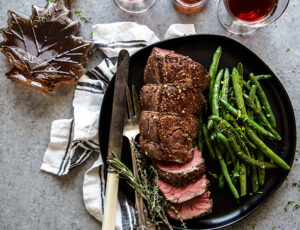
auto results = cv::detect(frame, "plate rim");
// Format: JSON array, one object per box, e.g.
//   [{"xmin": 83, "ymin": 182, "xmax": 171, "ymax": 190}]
[{"xmin": 99, "ymin": 34, "xmax": 297, "ymax": 230}]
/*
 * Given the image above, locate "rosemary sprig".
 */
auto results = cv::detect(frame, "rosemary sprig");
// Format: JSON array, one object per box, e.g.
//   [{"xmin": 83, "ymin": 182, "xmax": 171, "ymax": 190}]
[{"xmin": 107, "ymin": 142, "xmax": 187, "ymax": 229}]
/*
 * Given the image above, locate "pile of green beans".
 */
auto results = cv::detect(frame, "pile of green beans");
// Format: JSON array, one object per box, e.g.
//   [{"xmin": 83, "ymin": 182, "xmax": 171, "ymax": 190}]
[{"xmin": 198, "ymin": 46, "xmax": 290, "ymax": 199}]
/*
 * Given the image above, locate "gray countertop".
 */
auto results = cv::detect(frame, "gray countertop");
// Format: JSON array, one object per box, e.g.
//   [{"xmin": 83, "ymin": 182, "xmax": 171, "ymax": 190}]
[{"xmin": 0, "ymin": 0, "xmax": 299, "ymax": 229}]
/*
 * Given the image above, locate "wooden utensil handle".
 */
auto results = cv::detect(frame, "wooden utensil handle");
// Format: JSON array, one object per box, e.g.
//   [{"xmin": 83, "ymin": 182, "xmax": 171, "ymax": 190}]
[{"xmin": 102, "ymin": 172, "xmax": 119, "ymax": 230}]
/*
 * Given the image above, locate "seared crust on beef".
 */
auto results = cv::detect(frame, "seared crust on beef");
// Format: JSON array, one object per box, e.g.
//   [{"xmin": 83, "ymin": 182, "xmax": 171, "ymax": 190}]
[
  {"xmin": 144, "ymin": 47, "xmax": 210, "ymax": 91},
  {"xmin": 156, "ymin": 165, "xmax": 205, "ymax": 187},
  {"xmin": 140, "ymin": 83, "xmax": 205, "ymax": 116},
  {"xmin": 154, "ymin": 148, "xmax": 206, "ymax": 187},
  {"xmin": 139, "ymin": 136, "xmax": 194, "ymax": 164},
  {"xmin": 139, "ymin": 111, "xmax": 198, "ymax": 147}
]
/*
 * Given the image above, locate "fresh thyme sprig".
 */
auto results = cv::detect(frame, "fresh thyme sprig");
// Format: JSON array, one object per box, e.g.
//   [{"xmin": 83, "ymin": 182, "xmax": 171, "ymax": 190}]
[{"xmin": 107, "ymin": 142, "xmax": 187, "ymax": 229}]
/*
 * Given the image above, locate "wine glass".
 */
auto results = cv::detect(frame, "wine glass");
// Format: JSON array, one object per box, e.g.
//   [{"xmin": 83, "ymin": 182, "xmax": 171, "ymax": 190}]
[
  {"xmin": 218, "ymin": 0, "xmax": 289, "ymax": 35},
  {"xmin": 114, "ymin": 0, "xmax": 158, "ymax": 14}
]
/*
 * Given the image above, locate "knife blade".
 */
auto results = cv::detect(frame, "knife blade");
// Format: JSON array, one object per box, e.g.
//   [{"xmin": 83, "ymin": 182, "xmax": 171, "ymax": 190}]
[{"xmin": 102, "ymin": 49, "xmax": 130, "ymax": 230}]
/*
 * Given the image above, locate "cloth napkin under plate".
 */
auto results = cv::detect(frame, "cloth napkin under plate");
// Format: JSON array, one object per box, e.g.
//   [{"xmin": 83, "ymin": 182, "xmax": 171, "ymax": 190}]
[{"xmin": 41, "ymin": 22, "xmax": 196, "ymax": 230}]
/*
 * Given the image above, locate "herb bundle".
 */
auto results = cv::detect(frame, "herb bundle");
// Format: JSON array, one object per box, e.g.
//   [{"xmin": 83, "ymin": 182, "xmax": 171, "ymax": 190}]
[{"xmin": 107, "ymin": 142, "xmax": 186, "ymax": 229}]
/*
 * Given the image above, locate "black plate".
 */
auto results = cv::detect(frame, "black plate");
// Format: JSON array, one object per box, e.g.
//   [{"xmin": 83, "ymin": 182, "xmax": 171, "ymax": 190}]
[{"xmin": 99, "ymin": 35, "xmax": 296, "ymax": 229}]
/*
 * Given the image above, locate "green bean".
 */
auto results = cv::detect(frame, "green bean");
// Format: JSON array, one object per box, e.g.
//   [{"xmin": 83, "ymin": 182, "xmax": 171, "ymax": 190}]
[
  {"xmin": 251, "ymin": 152, "xmax": 259, "ymax": 193},
  {"xmin": 255, "ymin": 74, "xmax": 272, "ymax": 81},
  {"xmin": 221, "ymin": 68, "xmax": 230, "ymax": 102},
  {"xmin": 197, "ymin": 112, "xmax": 203, "ymax": 151},
  {"xmin": 227, "ymin": 131, "xmax": 277, "ymax": 169},
  {"xmin": 209, "ymin": 115, "xmax": 251, "ymax": 157},
  {"xmin": 248, "ymin": 85, "xmax": 257, "ymax": 119},
  {"xmin": 225, "ymin": 114, "xmax": 256, "ymax": 149},
  {"xmin": 232, "ymin": 159, "xmax": 240, "ymax": 179},
  {"xmin": 221, "ymin": 68, "xmax": 231, "ymax": 119},
  {"xmin": 202, "ymin": 124, "xmax": 216, "ymax": 159},
  {"xmin": 216, "ymin": 133, "xmax": 236, "ymax": 164},
  {"xmin": 208, "ymin": 46, "xmax": 222, "ymax": 108},
  {"xmin": 232, "ymin": 68, "xmax": 247, "ymax": 115},
  {"xmin": 207, "ymin": 119, "xmax": 214, "ymax": 130},
  {"xmin": 246, "ymin": 165, "xmax": 251, "ymax": 182},
  {"xmin": 246, "ymin": 129, "xmax": 290, "ymax": 170},
  {"xmin": 215, "ymin": 146, "xmax": 240, "ymax": 199},
  {"xmin": 237, "ymin": 62, "xmax": 243, "ymax": 78},
  {"xmin": 240, "ymin": 163, "xmax": 247, "ymax": 197},
  {"xmin": 218, "ymin": 173, "xmax": 225, "ymax": 189},
  {"xmin": 242, "ymin": 80, "xmax": 252, "ymax": 93},
  {"xmin": 255, "ymin": 96, "xmax": 262, "ymax": 112},
  {"xmin": 210, "ymin": 131, "xmax": 217, "ymax": 142},
  {"xmin": 257, "ymin": 149, "xmax": 265, "ymax": 185},
  {"xmin": 243, "ymin": 95, "xmax": 281, "ymax": 140},
  {"xmin": 212, "ymin": 69, "xmax": 224, "ymax": 116},
  {"xmin": 249, "ymin": 85, "xmax": 257, "ymax": 101},
  {"xmin": 220, "ymin": 98, "xmax": 276, "ymax": 140},
  {"xmin": 249, "ymin": 73, "xmax": 276, "ymax": 128}
]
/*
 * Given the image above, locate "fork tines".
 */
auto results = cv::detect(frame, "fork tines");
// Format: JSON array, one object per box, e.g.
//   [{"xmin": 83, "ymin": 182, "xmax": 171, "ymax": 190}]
[{"xmin": 126, "ymin": 85, "xmax": 141, "ymax": 120}]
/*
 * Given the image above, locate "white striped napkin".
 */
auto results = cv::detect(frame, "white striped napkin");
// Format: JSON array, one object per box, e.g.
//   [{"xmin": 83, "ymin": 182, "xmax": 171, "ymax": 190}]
[{"xmin": 41, "ymin": 22, "xmax": 196, "ymax": 230}]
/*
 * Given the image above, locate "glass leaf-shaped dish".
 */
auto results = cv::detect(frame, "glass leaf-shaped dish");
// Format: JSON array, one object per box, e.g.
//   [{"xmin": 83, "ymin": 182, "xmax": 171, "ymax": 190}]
[{"xmin": 0, "ymin": 0, "xmax": 93, "ymax": 94}]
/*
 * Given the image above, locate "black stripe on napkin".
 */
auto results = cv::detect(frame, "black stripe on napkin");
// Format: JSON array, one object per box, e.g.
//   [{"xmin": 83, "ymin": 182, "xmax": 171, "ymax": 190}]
[
  {"xmin": 78, "ymin": 82, "xmax": 103, "ymax": 91},
  {"xmin": 99, "ymin": 165, "xmax": 105, "ymax": 214},
  {"xmin": 94, "ymin": 67, "xmax": 110, "ymax": 84},
  {"xmin": 85, "ymin": 71, "xmax": 100, "ymax": 80},
  {"xmin": 70, "ymin": 145, "xmax": 85, "ymax": 165},
  {"xmin": 81, "ymin": 141, "xmax": 99, "ymax": 151},
  {"xmin": 88, "ymin": 139, "xmax": 99, "ymax": 147},
  {"xmin": 77, "ymin": 82, "xmax": 103, "ymax": 90},
  {"xmin": 57, "ymin": 119, "xmax": 74, "ymax": 175},
  {"xmin": 119, "ymin": 193, "xmax": 134, "ymax": 230},
  {"xmin": 71, "ymin": 150, "xmax": 92, "ymax": 168}
]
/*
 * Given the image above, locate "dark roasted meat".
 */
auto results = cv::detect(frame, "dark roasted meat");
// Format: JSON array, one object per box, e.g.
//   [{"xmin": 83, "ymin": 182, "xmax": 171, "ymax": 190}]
[
  {"xmin": 157, "ymin": 174, "xmax": 209, "ymax": 203},
  {"xmin": 167, "ymin": 191, "xmax": 213, "ymax": 220},
  {"xmin": 139, "ymin": 47, "xmax": 213, "ymax": 219},
  {"xmin": 139, "ymin": 111, "xmax": 198, "ymax": 149},
  {"xmin": 153, "ymin": 147, "xmax": 206, "ymax": 187},
  {"xmin": 144, "ymin": 47, "xmax": 210, "ymax": 91},
  {"xmin": 140, "ymin": 83, "xmax": 205, "ymax": 116},
  {"xmin": 139, "ymin": 136, "xmax": 194, "ymax": 164}
]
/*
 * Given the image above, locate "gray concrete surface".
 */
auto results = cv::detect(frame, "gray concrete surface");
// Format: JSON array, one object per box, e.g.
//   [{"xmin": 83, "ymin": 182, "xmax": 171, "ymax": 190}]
[{"xmin": 0, "ymin": 0, "xmax": 299, "ymax": 229}]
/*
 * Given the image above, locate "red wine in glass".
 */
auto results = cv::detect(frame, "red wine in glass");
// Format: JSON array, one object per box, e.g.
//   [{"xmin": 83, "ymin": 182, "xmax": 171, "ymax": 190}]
[{"xmin": 225, "ymin": 0, "xmax": 278, "ymax": 22}]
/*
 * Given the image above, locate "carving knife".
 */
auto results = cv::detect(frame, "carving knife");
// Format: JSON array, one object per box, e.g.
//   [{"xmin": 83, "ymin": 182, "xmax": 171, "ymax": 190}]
[{"xmin": 102, "ymin": 49, "xmax": 130, "ymax": 230}]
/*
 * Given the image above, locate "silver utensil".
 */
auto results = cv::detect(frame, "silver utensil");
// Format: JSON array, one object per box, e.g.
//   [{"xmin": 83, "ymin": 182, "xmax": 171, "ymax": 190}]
[
  {"xmin": 102, "ymin": 49, "xmax": 130, "ymax": 230},
  {"xmin": 124, "ymin": 85, "xmax": 148, "ymax": 229}
]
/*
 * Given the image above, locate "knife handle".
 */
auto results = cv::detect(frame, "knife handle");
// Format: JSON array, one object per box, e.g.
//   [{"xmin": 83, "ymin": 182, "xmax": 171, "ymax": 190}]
[{"xmin": 102, "ymin": 172, "xmax": 119, "ymax": 230}]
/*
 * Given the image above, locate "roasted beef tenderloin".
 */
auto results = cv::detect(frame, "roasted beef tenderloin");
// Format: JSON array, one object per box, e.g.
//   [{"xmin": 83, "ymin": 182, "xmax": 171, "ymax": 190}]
[
  {"xmin": 153, "ymin": 147, "xmax": 205, "ymax": 187},
  {"xmin": 139, "ymin": 111, "xmax": 198, "ymax": 163},
  {"xmin": 144, "ymin": 47, "xmax": 210, "ymax": 91},
  {"xmin": 167, "ymin": 191, "xmax": 213, "ymax": 220},
  {"xmin": 157, "ymin": 174, "xmax": 209, "ymax": 204},
  {"xmin": 139, "ymin": 136, "xmax": 194, "ymax": 164},
  {"xmin": 140, "ymin": 83, "xmax": 205, "ymax": 116}
]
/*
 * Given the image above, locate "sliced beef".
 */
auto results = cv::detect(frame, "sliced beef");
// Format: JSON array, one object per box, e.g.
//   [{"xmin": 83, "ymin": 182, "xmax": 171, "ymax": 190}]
[
  {"xmin": 157, "ymin": 174, "xmax": 209, "ymax": 203},
  {"xmin": 144, "ymin": 47, "xmax": 210, "ymax": 91},
  {"xmin": 154, "ymin": 147, "xmax": 205, "ymax": 187},
  {"xmin": 167, "ymin": 191, "xmax": 213, "ymax": 220},
  {"xmin": 139, "ymin": 136, "xmax": 194, "ymax": 163},
  {"xmin": 140, "ymin": 83, "xmax": 205, "ymax": 116},
  {"xmin": 139, "ymin": 111, "xmax": 198, "ymax": 148}
]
